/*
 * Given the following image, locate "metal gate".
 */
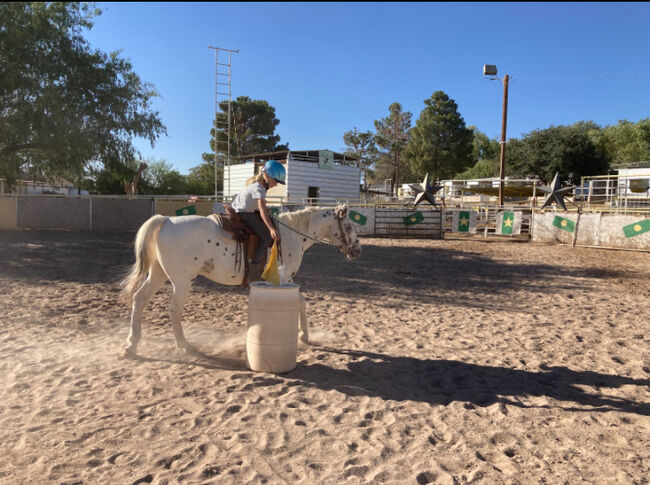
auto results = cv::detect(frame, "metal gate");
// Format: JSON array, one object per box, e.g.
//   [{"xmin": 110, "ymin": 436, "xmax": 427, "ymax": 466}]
[{"xmin": 374, "ymin": 207, "xmax": 442, "ymax": 238}]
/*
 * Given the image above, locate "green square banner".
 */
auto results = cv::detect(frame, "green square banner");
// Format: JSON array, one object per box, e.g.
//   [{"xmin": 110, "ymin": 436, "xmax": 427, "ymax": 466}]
[
  {"xmin": 349, "ymin": 210, "xmax": 367, "ymax": 226},
  {"xmin": 175, "ymin": 205, "xmax": 196, "ymax": 216},
  {"xmin": 623, "ymin": 219, "xmax": 650, "ymax": 238},
  {"xmin": 500, "ymin": 211, "xmax": 515, "ymax": 234},
  {"xmin": 403, "ymin": 212, "xmax": 424, "ymax": 226},
  {"xmin": 552, "ymin": 215, "xmax": 575, "ymax": 233},
  {"xmin": 457, "ymin": 210, "xmax": 470, "ymax": 232}
]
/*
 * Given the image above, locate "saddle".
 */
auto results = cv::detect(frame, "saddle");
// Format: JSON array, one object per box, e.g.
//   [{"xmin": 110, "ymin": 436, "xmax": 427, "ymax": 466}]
[{"xmin": 211, "ymin": 204, "xmax": 275, "ymax": 287}]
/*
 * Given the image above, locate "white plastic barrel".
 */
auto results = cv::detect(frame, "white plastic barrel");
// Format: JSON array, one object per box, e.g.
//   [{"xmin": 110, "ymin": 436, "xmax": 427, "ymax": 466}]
[{"xmin": 246, "ymin": 282, "xmax": 301, "ymax": 373}]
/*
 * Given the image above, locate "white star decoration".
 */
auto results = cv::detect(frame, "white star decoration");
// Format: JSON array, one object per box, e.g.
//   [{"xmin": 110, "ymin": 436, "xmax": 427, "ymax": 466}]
[{"xmin": 409, "ymin": 173, "xmax": 443, "ymax": 207}]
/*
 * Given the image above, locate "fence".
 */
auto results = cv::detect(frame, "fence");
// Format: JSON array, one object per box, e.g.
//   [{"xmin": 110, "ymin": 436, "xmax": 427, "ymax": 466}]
[{"xmin": 2, "ymin": 194, "xmax": 648, "ymax": 251}]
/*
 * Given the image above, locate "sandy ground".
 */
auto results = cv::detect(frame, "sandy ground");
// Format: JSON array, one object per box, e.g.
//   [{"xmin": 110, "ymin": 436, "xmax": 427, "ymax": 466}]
[{"xmin": 0, "ymin": 230, "xmax": 648, "ymax": 485}]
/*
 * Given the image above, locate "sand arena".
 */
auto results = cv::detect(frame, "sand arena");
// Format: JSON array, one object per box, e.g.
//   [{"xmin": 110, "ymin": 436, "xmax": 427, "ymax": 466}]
[{"xmin": 0, "ymin": 230, "xmax": 648, "ymax": 484}]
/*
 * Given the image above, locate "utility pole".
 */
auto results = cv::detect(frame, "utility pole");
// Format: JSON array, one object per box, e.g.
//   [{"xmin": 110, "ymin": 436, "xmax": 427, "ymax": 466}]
[
  {"xmin": 483, "ymin": 65, "xmax": 510, "ymax": 207},
  {"xmin": 208, "ymin": 46, "xmax": 238, "ymax": 201},
  {"xmin": 498, "ymin": 74, "xmax": 509, "ymax": 207}
]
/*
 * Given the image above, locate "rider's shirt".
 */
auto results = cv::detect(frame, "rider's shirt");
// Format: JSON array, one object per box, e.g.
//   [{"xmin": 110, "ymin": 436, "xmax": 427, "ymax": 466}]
[{"xmin": 231, "ymin": 182, "xmax": 266, "ymax": 213}]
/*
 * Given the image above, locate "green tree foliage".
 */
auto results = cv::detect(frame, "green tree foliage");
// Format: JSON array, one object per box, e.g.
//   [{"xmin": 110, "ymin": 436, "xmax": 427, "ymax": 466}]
[
  {"xmin": 597, "ymin": 119, "xmax": 650, "ymax": 166},
  {"xmin": 506, "ymin": 125, "xmax": 609, "ymax": 184},
  {"xmin": 142, "ymin": 160, "xmax": 186, "ymax": 195},
  {"xmin": 455, "ymin": 127, "xmax": 500, "ymax": 179},
  {"xmin": 186, "ymin": 161, "xmax": 217, "ymax": 195},
  {"xmin": 207, "ymin": 96, "xmax": 288, "ymax": 161},
  {"xmin": 404, "ymin": 91, "xmax": 474, "ymax": 182},
  {"xmin": 342, "ymin": 127, "xmax": 378, "ymax": 188},
  {"xmin": 0, "ymin": 2, "xmax": 166, "ymax": 187},
  {"xmin": 374, "ymin": 103, "xmax": 412, "ymax": 195}
]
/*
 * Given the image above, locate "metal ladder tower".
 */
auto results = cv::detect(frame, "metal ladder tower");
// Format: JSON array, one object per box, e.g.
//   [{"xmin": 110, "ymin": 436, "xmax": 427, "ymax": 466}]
[{"xmin": 208, "ymin": 46, "xmax": 238, "ymax": 201}]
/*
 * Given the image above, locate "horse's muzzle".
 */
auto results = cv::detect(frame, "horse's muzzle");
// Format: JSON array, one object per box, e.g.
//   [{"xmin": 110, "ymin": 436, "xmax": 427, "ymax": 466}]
[{"xmin": 345, "ymin": 245, "xmax": 362, "ymax": 260}]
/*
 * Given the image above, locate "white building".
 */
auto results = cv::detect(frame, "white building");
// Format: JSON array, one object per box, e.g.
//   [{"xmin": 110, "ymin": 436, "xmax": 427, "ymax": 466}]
[
  {"xmin": 223, "ymin": 150, "xmax": 360, "ymax": 204},
  {"xmin": 0, "ymin": 176, "xmax": 88, "ymax": 195}
]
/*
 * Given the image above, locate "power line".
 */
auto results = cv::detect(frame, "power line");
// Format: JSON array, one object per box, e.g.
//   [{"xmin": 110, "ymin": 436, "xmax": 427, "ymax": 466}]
[{"xmin": 512, "ymin": 72, "xmax": 650, "ymax": 82}]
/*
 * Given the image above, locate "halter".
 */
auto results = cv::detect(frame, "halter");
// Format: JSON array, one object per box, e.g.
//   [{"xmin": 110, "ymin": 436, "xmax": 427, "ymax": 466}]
[{"xmin": 272, "ymin": 213, "xmax": 351, "ymax": 253}]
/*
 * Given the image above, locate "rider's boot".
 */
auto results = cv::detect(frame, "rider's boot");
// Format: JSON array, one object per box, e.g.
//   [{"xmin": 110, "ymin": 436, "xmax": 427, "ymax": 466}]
[{"xmin": 248, "ymin": 261, "xmax": 263, "ymax": 284}]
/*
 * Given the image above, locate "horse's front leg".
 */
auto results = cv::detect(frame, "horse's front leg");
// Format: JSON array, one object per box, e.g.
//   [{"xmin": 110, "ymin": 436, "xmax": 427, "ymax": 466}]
[
  {"xmin": 170, "ymin": 280, "xmax": 195, "ymax": 354},
  {"xmin": 298, "ymin": 293, "xmax": 310, "ymax": 345}
]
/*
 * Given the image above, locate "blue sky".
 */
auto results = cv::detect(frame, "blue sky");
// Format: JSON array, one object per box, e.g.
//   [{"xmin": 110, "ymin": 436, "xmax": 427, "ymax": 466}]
[{"xmin": 85, "ymin": 2, "xmax": 650, "ymax": 175}]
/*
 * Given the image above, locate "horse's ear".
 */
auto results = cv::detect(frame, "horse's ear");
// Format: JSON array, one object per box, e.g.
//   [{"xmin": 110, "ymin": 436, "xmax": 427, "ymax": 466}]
[{"xmin": 335, "ymin": 204, "xmax": 348, "ymax": 219}]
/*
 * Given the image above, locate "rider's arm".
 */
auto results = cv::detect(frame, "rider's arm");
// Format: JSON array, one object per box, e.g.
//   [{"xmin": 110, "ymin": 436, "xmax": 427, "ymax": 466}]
[{"xmin": 257, "ymin": 198, "xmax": 280, "ymax": 241}]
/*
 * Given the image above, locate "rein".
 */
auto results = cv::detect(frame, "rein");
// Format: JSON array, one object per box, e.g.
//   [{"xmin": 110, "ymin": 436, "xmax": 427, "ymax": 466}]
[{"xmin": 272, "ymin": 213, "xmax": 349, "ymax": 251}]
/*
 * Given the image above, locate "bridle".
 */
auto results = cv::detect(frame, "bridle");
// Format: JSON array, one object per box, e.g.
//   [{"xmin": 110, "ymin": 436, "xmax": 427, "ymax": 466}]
[{"xmin": 271, "ymin": 212, "xmax": 353, "ymax": 254}]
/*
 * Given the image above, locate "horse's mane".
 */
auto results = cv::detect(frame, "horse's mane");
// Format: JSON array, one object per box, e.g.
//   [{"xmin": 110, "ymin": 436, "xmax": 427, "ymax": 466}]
[{"xmin": 277, "ymin": 206, "xmax": 326, "ymax": 234}]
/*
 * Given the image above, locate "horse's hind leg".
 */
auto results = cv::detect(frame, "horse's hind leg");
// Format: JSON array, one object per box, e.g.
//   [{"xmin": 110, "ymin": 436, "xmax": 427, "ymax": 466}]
[
  {"xmin": 169, "ymin": 280, "xmax": 194, "ymax": 353},
  {"xmin": 125, "ymin": 263, "xmax": 167, "ymax": 355}
]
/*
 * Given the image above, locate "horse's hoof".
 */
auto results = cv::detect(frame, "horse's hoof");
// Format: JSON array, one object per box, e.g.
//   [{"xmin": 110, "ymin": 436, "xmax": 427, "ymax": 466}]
[{"xmin": 122, "ymin": 347, "xmax": 137, "ymax": 358}]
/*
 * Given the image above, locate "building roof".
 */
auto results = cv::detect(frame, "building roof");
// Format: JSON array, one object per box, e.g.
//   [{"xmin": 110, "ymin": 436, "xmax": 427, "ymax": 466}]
[{"xmin": 233, "ymin": 149, "xmax": 359, "ymax": 164}]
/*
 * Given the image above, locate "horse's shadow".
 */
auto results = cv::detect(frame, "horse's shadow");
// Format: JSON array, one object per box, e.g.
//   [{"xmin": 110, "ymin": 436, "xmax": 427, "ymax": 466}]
[{"xmin": 285, "ymin": 348, "xmax": 650, "ymax": 416}]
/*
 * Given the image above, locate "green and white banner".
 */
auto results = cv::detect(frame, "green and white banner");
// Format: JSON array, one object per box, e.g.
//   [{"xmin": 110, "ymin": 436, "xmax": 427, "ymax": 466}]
[
  {"xmin": 451, "ymin": 209, "xmax": 477, "ymax": 233},
  {"xmin": 403, "ymin": 211, "xmax": 424, "ymax": 226},
  {"xmin": 552, "ymin": 215, "xmax": 575, "ymax": 233},
  {"xmin": 496, "ymin": 211, "xmax": 522, "ymax": 235},
  {"xmin": 175, "ymin": 205, "xmax": 196, "ymax": 216},
  {"xmin": 622, "ymin": 219, "xmax": 650, "ymax": 238},
  {"xmin": 349, "ymin": 210, "xmax": 367, "ymax": 226}
]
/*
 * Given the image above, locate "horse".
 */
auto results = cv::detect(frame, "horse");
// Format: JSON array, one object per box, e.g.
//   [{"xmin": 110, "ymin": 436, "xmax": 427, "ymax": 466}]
[{"xmin": 120, "ymin": 204, "xmax": 361, "ymax": 356}]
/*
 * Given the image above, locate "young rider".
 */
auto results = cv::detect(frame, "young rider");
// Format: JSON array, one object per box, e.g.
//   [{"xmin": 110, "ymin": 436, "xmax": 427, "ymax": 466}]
[{"xmin": 230, "ymin": 160, "xmax": 285, "ymax": 280}]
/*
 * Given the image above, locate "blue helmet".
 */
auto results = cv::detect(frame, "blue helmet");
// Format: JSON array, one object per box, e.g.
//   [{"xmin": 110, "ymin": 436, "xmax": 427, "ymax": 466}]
[{"xmin": 263, "ymin": 160, "xmax": 286, "ymax": 184}]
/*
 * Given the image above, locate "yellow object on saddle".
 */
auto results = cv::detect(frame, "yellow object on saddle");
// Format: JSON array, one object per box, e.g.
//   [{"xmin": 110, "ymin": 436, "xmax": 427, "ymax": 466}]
[{"xmin": 261, "ymin": 241, "xmax": 280, "ymax": 286}]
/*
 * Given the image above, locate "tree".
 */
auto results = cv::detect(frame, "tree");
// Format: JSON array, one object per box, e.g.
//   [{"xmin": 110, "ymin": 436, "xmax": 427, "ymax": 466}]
[
  {"xmin": 0, "ymin": 3, "xmax": 167, "ymax": 187},
  {"xmin": 597, "ymin": 119, "xmax": 650, "ymax": 166},
  {"xmin": 455, "ymin": 127, "xmax": 500, "ymax": 179},
  {"xmin": 342, "ymin": 127, "xmax": 378, "ymax": 189},
  {"xmin": 185, "ymin": 161, "xmax": 216, "ymax": 195},
  {"xmin": 207, "ymin": 96, "xmax": 288, "ymax": 161},
  {"xmin": 142, "ymin": 159, "xmax": 187, "ymax": 195},
  {"xmin": 404, "ymin": 91, "xmax": 474, "ymax": 182},
  {"xmin": 506, "ymin": 125, "xmax": 609, "ymax": 184},
  {"xmin": 374, "ymin": 103, "xmax": 412, "ymax": 196}
]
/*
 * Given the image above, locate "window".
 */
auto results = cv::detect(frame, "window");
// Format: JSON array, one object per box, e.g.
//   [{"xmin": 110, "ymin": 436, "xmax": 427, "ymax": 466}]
[{"xmin": 308, "ymin": 186, "xmax": 319, "ymax": 203}]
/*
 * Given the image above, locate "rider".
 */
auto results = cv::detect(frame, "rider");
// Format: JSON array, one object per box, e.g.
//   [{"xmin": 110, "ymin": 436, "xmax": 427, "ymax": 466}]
[{"xmin": 230, "ymin": 160, "xmax": 285, "ymax": 280}]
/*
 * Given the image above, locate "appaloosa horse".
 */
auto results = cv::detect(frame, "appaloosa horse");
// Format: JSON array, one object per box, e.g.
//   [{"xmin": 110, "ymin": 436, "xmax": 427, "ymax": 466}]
[{"xmin": 121, "ymin": 204, "xmax": 361, "ymax": 356}]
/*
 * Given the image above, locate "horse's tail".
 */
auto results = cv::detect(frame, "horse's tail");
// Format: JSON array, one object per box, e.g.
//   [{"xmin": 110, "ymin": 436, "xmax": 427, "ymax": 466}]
[{"xmin": 120, "ymin": 215, "xmax": 167, "ymax": 304}]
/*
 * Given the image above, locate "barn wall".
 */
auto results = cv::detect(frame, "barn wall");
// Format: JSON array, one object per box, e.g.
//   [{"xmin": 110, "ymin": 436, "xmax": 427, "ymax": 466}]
[
  {"xmin": 223, "ymin": 163, "xmax": 256, "ymax": 199},
  {"xmin": 286, "ymin": 160, "xmax": 360, "ymax": 202}
]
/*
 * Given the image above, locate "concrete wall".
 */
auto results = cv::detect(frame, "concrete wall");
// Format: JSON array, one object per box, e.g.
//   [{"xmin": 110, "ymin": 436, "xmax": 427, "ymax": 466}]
[
  {"xmin": 0, "ymin": 198, "xmax": 17, "ymax": 229},
  {"xmin": 155, "ymin": 200, "xmax": 216, "ymax": 217},
  {"xmin": 92, "ymin": 198, "xmax": 153, "ymax": 231},
  {"xmin": 532, "ymin": 211, "xmax": 650, "ymax": 249},
  {"xmin": 18, "ymin": 196, "xmax": 90, "ymax": 230}
]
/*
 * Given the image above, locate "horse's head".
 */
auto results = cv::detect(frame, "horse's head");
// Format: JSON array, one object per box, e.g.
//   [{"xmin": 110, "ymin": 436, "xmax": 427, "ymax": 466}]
[{"xmin": 324, "ymin": 204, "xmax": 362, "ymax": 260}]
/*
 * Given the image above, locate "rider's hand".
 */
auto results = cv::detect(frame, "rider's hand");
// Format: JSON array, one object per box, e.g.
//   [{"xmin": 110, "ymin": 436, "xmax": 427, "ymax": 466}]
[{"xmin": 270, "ymin": 228, "xmax": 280, "ymax": 242}]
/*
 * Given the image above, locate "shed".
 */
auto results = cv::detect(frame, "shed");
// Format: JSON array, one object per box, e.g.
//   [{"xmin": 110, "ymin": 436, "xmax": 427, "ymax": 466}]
[{"xmin": 223, "ymin": 150, "xmax": 360, "ymax": 204}]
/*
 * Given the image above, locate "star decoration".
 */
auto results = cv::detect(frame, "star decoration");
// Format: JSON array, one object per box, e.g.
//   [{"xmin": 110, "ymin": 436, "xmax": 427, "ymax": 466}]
[
  {"xmin": 504, "ymin": 217, "xmax": 513, "ymax": 227},
  {"xmin": 459, "ymin": 216, "xmax": 469, "ymax": 226},
  {"xmin": 409, "ymin": 173, "xmax": 443, "ymax": 207},
  {"xmin": 539, "ymin": 172, "xmax": 575, "ymax": 211}
]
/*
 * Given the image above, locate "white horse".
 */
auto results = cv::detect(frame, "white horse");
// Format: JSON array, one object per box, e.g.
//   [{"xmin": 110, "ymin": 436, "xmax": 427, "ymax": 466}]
[{"xmin": 120, "ymin": 204, "xmax": 361, "ymax": 356}]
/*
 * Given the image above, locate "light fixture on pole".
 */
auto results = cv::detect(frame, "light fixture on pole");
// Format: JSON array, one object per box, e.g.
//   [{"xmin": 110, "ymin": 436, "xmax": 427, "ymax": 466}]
[{"xmin": 483, "ymin": 64, "xmax": 509, "ymax": 207}]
